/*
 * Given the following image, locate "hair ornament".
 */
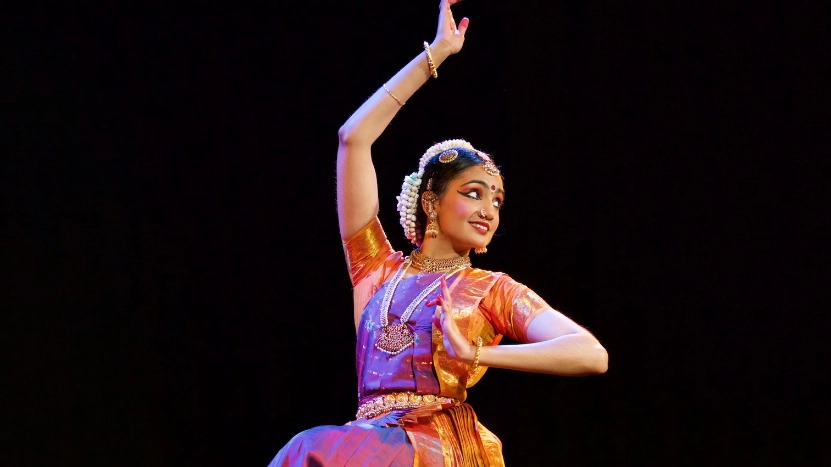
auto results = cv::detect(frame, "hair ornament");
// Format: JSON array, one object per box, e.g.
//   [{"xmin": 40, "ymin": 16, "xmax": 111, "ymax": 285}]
[
  {"xmin": 476, "ymin": 150, "xmax": 501, "ymax": 177},
  {"xmin": 399, "ymin": 139, "xmax": 505, "ymax": 244},
  {"xmin": 438, "ymin": 149, "xmax": 458, "ymax": 163}
]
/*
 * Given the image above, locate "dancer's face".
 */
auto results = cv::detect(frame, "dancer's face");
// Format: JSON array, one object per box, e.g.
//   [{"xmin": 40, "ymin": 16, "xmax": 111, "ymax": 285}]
[{"xmin": 433, "ymin": 166, "xmax": 504, "ymax": 252}]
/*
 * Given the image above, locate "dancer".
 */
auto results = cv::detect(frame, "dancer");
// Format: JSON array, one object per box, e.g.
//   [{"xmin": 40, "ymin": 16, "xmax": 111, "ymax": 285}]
[{"xmin": 270, "ymin": 1, "xmax": 607, "ymax": 465}]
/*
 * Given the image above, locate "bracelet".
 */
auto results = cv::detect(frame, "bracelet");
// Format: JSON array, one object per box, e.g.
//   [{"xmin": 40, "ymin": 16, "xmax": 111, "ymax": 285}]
[
  {"xmin": 383, "ymin": 83, "xmax": 405, "ymax": 106},
  {"xmin": 466, "ymin": 336, "xmax": 483, "ymax": 387},
  {"xmin": 423, "ymin": 41, "xmax": 438, "ymax": 79}
]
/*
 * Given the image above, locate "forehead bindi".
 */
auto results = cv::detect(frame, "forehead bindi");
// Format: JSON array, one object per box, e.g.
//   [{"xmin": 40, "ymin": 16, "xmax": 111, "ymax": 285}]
[
  {"xmin": 458, "ymin": 179, "xmax": 505, "ymax": 195},
  {"xmin": 455, "ymin": 167, "xmax": 504, "ymax": 191}
]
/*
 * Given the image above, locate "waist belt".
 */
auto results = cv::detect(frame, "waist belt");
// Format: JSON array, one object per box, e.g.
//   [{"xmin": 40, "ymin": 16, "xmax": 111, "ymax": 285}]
[{"xmin": 355, "ymin": 391, "xmax": 459, "ymax": 420}]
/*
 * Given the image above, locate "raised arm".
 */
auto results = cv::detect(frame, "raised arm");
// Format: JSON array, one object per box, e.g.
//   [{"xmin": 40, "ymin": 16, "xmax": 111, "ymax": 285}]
[{"xmin": 337, "ymin": 0, "xmax": 470, "ymax": 240}]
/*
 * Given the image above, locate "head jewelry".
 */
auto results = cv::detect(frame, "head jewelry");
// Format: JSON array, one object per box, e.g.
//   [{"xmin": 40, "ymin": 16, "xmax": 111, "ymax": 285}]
[{"xmin": 396, "ymin": 139, "xmax": 500, "ymax": 245}]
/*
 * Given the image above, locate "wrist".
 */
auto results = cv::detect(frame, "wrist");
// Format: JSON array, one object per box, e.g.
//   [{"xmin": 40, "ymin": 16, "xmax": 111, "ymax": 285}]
[
  {"xmin": 428, "ymin": 40, "xmax": 454, "ymax": 65},
  {"xmin": 464, "ymin": 343, "xmax": 477, "ymax": 364},
  {"xmin": 468, "ymin": 336, "xmax": 483, "ymax": 366}
]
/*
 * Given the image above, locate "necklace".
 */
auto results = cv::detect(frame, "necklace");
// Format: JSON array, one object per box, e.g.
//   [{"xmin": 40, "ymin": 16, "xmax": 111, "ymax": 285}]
[
  {"xmin": 375, "ymin": 257, "xmax": 468, "ymax": 355},
  {"xmin": 409, "ymin": 248, "xmax": 471, "ymax": 274}
]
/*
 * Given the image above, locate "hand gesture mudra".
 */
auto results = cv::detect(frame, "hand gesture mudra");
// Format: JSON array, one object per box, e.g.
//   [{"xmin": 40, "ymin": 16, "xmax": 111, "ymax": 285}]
[
  {"xmin": 426, "ymin": 275, "xmax": 476, "ymax": 364},
  {"xmin": 433, "ymin": 0, "xmax": 470, "ymax": 55}
]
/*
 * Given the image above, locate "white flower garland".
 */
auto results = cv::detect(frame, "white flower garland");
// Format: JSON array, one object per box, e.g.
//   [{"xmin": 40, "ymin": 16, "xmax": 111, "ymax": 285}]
[{"xmin": 396, "ymin": 139, "xmax": 476, "ymax": 244}]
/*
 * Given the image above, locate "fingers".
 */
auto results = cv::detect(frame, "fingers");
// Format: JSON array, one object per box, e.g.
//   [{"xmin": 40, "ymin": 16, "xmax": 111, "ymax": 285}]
[
  {"xmin": 431, "ymin": 300, "xmax": 445, "ymax": 329},
  {"xmin": 440, "ymin": 0, "xmax": 466, "ymax": 36},
  {"xmin": 457, "ymin": 17, "xmax": 470, "ymax": 36},
  {"xmin": 440, "ymin": 278, "xmax": 452, "ymax": 305},
  {"xmin": 426, "ymin": 297, "xmax": 444, "ymax": 309}
]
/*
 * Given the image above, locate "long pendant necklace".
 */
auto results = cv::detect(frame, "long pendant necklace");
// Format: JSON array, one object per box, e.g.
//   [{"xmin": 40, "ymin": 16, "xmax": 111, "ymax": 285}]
[{"xmin": 375, "ymin": 257, "xmax": 467, "ymax": 355}]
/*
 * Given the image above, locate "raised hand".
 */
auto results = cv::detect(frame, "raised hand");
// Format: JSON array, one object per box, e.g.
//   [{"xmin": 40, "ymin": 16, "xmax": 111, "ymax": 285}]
[
  {"xmin": 427, "ymin": 275, "xmax": 476, "ymax": 364},
  {"xmin": 432, "ymin": 0, "xmax": 470, "ymax": 55}
]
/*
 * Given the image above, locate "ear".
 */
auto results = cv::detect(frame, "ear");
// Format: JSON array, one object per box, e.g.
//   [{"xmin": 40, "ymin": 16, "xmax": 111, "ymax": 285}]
[{"xmin": 421, "ymin": 191, "xmax": 435, "ymax": 215}]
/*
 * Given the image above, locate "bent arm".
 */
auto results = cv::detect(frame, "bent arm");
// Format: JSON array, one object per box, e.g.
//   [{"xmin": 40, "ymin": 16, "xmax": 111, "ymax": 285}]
[{"xmin": 479, "ymin": 310, "xmax": 608, "ymax": 376}]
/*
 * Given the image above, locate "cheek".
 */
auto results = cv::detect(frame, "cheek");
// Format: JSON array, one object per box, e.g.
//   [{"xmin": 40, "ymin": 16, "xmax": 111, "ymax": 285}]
[{"xmin": 445, "ymin": 200, "xmax": 470, "ymax": 218}]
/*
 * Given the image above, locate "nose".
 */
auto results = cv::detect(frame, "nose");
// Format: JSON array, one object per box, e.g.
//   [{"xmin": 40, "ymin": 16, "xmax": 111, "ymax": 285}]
[{"xmin": 478, "ymin": 207, "xmax": 495, "ymax": 220}]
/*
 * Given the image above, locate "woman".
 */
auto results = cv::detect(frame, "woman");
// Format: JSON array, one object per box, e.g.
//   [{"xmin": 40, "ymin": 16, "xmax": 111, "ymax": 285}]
[{"xmin": 270, "ymin": 1, "xmax": 607, "ymax": 465}]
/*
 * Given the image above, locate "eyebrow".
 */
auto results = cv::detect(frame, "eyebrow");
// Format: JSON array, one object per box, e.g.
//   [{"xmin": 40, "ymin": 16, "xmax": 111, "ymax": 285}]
[{"xmin": 462, "ymin": 179, "xmax": 505, "ymax": 195}]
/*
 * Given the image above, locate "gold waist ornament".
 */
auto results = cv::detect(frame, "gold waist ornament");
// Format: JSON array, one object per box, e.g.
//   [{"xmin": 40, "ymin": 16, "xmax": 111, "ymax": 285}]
[{"xmin": 355, "ymin": 391, "xmax": 459, "ymax": 420}]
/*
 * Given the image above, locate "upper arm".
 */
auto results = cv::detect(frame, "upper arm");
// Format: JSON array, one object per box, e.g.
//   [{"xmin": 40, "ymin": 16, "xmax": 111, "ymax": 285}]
[
  {"xmin": 337, "ymin": 138, "xmax": 380, "ymax": 240},
  {"xmin": 525, "ymin": 309, "xmax": 594, "ymax": 343},
  {"xmin": 481, "ymin": 274, "xmax": 597, "ymax": 344}
]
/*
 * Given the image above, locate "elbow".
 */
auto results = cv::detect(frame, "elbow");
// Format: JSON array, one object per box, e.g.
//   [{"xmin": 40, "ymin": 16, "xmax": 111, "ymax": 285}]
[
  {"xmin": 591, "ymin": 344, "xmax": 608, "ymax": 374},
  {"xmin": 337, "ymin": 124, "xmax": 361, "ymax": 146},
  {"xmin": 570, "ymin": 333, "xmax": 607, "ymax": 375},
  {"xmin": 337, "ymin": 125, "xmax": 351, "ymax": 144}
]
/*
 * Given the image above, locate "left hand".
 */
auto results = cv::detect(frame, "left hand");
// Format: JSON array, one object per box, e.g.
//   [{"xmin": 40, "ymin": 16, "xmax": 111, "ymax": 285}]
[
  {"xmin": 431, "ymin": 0, "xmax": 470, "ymax": 56},
  {"xmin": 427, "ymin": 275, "xmax": 476, "ymax": 364}
]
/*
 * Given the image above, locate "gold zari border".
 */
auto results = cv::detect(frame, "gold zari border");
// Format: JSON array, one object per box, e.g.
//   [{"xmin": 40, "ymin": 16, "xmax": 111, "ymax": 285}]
[{"xmin": 356, "ymin": 392, "xmax": 458, "ymax": 420}]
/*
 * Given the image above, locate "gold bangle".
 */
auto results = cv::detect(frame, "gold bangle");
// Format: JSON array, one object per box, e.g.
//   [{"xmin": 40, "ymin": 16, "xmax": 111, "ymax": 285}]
[
  {"xmin": 383, "ymin": 83, "xmax": 405, "ymax": 106},
  {"xmin": 423, "ymin": 41, "xmax": 438, "ymax": 79},
  {"xmin": 466, "ymin": 336, "xmax": 483, "ymax": 387}
]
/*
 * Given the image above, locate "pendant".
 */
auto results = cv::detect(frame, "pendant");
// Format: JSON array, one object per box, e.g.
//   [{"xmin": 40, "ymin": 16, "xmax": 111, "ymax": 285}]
[{"xmin": 375, "ymin": 322, "xmax": 415, "ymax": 355}]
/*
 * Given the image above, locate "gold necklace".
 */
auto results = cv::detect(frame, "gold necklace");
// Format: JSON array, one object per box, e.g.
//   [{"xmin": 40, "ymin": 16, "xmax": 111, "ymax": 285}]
[
  {"xmin": 375, "ymin": 258, "xmax": 467, "ymax": 355},
  {"xmin": 409, "ymin": 248, "xmax": 471, "ymax": 274}
]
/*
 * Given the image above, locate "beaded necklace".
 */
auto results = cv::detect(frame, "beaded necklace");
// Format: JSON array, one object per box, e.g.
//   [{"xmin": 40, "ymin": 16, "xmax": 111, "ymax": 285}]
[{"xmin": 375, "ymin": 257, "xmax": 468, "ymax": 355}]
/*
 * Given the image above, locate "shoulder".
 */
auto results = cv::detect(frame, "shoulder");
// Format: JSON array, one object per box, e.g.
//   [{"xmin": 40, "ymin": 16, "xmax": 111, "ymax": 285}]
[
  {"xmin": 447, "ymin": 268, "xmax": 505, "ymax": 298},
  {"xmin": 343, "ymin": 216, "xmax": 401, "ymax": 287},
  {"xmin": 471, "ymin": 270, "xmax": 542, "ymax": 305},
  {"xmin": 462, "ymin": 267, "xmax": 516, "ymax": 285},
  {"xmin": 460, "ymin": 267, "xmax": 503, "ymax": 281}
]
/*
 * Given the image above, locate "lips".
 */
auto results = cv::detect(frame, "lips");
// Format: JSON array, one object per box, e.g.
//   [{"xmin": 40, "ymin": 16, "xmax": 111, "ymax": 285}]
[{"xmin": 469, "ymin": 221, "xmax": 490, "ymax": 234}]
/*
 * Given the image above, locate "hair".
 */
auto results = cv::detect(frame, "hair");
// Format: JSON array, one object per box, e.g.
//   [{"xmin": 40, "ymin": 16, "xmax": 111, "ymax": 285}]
[{"xmin": 413, "ymin": 147, "xmax": 501, "ymax": 245}]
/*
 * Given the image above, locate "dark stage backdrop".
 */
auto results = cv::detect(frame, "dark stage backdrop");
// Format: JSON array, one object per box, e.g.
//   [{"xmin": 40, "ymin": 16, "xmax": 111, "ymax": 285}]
[{"xmin": 5, "ymin": 2, "xmax": 829, "ymax": 466}]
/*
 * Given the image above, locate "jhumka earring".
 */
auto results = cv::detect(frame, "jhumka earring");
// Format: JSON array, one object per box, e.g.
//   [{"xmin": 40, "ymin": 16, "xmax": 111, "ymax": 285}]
[
  {"xmin": 425, "ymin": 205, "xmax": 439, "ymax": 239},
  {"xmin": 423, "ymin": 189, "xmax": 439, "ymax": 239}
]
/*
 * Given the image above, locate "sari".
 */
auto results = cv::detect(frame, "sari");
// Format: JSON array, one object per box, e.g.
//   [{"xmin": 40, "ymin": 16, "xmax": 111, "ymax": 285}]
[{"xmin": 270, "ymin": 218, "xmax": 550, "ymax": 466}]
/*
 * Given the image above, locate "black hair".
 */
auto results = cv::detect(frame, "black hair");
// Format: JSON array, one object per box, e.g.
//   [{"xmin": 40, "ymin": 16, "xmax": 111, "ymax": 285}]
[{"xmin": 413, "ymin": 147, "xmax": 501, "ymax": 245}]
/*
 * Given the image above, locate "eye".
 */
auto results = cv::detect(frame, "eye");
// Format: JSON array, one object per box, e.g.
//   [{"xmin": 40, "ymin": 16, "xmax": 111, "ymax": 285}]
[
  {"xmin": 493, "ymin": 198, "xmax": 504, "ymax": 209},
  {"xmin": 459, "ymin": 190, "xmax": 482, "ymax": 200}
]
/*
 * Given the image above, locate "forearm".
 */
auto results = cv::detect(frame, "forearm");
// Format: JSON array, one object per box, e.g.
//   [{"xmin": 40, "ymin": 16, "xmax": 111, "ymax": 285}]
[
  {"xmin": 338, "ymin": 41, "xmax": 454, "ymax": 146},
  {"xmin": 478, "ymin": 333, "xmax": 608, "ymax": 376}
]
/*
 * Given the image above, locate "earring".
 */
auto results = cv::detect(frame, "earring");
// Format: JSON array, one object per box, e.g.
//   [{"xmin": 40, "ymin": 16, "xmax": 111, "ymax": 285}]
[
  {"xmin": 425, "ymin": 209, "xmax": 438, "ymax": 239},
  {"xmin": 474, "ymin": 246, "xmax": 488, "ymax": 254},
  {"xmin": 424, "ymin": 192, "xmax": 439, "ymax": 239}
]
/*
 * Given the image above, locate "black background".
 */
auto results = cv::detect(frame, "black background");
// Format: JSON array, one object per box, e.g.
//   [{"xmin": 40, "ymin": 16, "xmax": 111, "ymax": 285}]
[{"xmin": 5, "ymin": 1, "xmax": 829, "ymax": 466}]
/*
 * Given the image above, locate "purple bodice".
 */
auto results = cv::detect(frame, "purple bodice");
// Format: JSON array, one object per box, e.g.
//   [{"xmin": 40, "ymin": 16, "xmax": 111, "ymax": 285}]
[{"xmin": 355, "ymin": 272, "xmax": 451, "ymax": 403}]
